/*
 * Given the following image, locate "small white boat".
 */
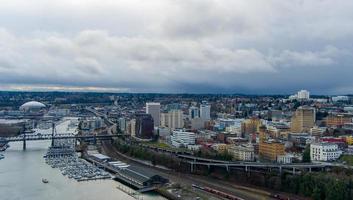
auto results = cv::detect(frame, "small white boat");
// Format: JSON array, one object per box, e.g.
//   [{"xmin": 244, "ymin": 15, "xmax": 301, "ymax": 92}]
[{"xmin": 42, "ymin": 178, "xmax": 49, "ymax": 183}]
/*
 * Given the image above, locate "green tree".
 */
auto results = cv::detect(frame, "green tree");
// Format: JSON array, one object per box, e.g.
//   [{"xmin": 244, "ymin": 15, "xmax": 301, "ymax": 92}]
[
  {"xmin": 303, "ymin": 146, "xmax": 311, "ymax": 163},
  {"xmin": 311, "ymin": 186, "xmax": 321, "ymax": 200},
  {"xmin": 325, "ymin": 180, "xmax": 347, "ymax": 200}
]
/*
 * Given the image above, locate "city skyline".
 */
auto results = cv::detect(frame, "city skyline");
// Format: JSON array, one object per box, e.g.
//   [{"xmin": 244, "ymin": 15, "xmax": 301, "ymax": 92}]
[
  {"xmin": 1, "ymin": 1, "xmax": 353, "ymax": 94},
  {"xmin": 3, "ymin": 1, "xmax": 353, "ymax": 200}
]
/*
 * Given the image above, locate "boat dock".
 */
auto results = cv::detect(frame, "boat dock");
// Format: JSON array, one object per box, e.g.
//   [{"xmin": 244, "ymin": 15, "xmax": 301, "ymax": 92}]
[
  {"xmin": 84, "ymin": 153, "xmax": 169, "ymax": 193},
  {"xmin": 45, "ymin": 146, "xmax": 111, "ymax": 182}
]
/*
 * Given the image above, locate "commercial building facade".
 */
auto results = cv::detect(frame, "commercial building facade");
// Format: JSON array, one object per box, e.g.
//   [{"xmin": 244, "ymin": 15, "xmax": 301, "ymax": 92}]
[
  {"xmin": 161, "ymin": 110, "xmax": 184, "ymax": 130},
  {"xmin": 200, "ymin": 104, "xmax": 211, "ymax": 121},
  {"xmin": 259, "ymin": 141, "xmax": 285, "ymax": 161},
  {"xmin": 241, "ymin": 118, "xmax": 262, "ymax": 136},
  {"xmin": 189, "ymin": 106, "xmax": 200, "ymax": 119},
  {"xmin": 291, "ymin": 106, "xmax": 316, "ymax": 133},
  {"xmin": 228, "ymin": 144, "xmax": 255, "ymax": 161},
  {"xmin": 171, "ymin": 130, "xmax": 195, "ymax": 147},
  {"xmin": 310, "ymin": 143, "xmax": 342, "ymax": 161},
  {"xmin": 133, "ymin": 114, "xmax": 154, "ymax": 139},
  {"xmin": 325, "ymin": 114, "xmax": 352, "ymax": 127},
  {"xmin": 146, "ymin": 102, "xmax": 160, "ymax": 127}
]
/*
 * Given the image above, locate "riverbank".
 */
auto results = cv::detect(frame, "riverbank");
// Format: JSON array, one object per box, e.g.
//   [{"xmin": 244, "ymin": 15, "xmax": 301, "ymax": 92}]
[
  {"xmin": 100, "ymin": 139, "xmax": 276, "ymax": 200},
  {"xmin": 0, "ymin": 119, "xmax": 166, "ymax": 200}
]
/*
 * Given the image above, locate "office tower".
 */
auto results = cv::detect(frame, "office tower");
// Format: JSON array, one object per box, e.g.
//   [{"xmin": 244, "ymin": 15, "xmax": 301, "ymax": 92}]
[
  {"xmin": 146, "ymin": 102, "xmax": 160, "ymax": 127},
  {"xmin": 241, "ymin": 118, "xmax": 262, "ymax": 137},
  {"xmin": 257, "ymin": 125, "xmax": 284, "ymax": 161},
  {"xmin": 291, "ymin": 106, "xmax": 316, "ymax": 133},
  {"xmin": 118, "ymin": 117, "xmax": 126, "ymax": 132},
  {"xmin": 259, "ymin": 141, "xmax": 285, "ymax": 161},
  {"xmin": 160, "ymin": 112, "xmax": 169, "ymax": 128},
  {"xmin": 200, "ymin": 103, "xmax": 211, "ymax": 120},
  {"xmin": 160, "ymin": 110, "xmax": 184, "ymax": 130},
  {"xmin": 129, "ymin": 119, "xmax": 136, "ymax": 136},
  {"xmin": 134, "ymin": 113, "xmax": 154, "ymax": 139},
  {"xmin": 189, "ymin": 106, "xmax": 200, "ymax": 119},
  {"xmin": 168, "ymin": 110, "xmax": 184, "ymax": 130}
]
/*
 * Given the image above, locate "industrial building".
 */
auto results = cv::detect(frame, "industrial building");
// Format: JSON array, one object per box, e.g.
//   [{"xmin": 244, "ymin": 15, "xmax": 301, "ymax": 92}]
[{"xmin": 114, "ymin": 165, "xmax": 168, "ymax": 190}]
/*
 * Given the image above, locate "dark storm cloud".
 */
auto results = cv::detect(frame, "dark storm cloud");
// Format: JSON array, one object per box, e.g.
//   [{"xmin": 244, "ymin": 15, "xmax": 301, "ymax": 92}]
[{"xmin": 0, "ymin": 0, "xmax": 353, "ymax": 94}]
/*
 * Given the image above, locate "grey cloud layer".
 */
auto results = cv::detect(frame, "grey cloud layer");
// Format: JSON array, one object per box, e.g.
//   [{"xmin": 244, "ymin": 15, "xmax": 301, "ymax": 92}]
[{"xmin": 0, "ymin": 0, "xmax": 353, "ymax": 94}]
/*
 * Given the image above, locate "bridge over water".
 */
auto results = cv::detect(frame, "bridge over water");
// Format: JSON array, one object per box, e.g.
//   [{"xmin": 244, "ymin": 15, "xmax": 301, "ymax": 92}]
[{"xmin": 1, "ymin": 132, "xmax": 128, "ymax": 150}]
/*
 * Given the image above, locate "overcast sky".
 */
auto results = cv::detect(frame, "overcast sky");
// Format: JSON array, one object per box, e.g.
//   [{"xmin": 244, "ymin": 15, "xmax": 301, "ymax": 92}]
[{"xmin": 0, "ymin": 0, "xmax": 353, "ymax": 94}]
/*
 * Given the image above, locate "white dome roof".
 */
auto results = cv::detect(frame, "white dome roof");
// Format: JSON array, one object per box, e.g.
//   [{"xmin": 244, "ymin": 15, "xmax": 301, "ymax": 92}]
[{"xmin": 20, "ymin": 101, "xmax": 46, "ymax": 110}]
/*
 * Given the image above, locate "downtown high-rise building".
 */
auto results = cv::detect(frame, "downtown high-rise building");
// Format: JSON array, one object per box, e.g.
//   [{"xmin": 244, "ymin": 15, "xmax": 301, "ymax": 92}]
[
  {"xmin": 200, "ymin": 103, "xmax": 211, "ymax": 120},
  {"xmin": 189, "ymin": 106, "xmax": 200, "ymax": 119},
  {"xmin": 297, "ymin": 90, "xmax": 310, "ymax": 100},
  {"xmin": 291, "ymin": 106, "xmax": 316, "ymax": 133},
  {"xmin": 133, "ymin": 113, "xmax": 154, "ymax": 139},
  {"xmin": 146, "ymin": 102, "xmax": 160, "ymax": 127},
  {"xmin": 118, "ymin": 117, "xmax": 126, "ymax": 132},
  {"xmin": 241, "ymin": 117, "xmax": 262, "ymax": 137},
  {"xmin": 160, "ymin": 109, "xmax": 184, "ymax": 130}
]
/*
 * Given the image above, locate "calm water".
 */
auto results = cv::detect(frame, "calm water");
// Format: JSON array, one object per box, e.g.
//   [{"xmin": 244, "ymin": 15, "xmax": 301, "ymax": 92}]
[{"xmin": 0, "ymin": 119, "xmax": 165, "ymax": 200}]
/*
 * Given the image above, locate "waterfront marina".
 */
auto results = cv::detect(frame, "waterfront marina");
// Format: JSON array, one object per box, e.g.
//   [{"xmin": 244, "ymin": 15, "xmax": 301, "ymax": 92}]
[
  {"xmin": 0, "ymin": 118, "xmax": 165, "ymax": 200},
  {"xmin": 45, "ymin": 147, "xmax": 111, "ymax": 182}
]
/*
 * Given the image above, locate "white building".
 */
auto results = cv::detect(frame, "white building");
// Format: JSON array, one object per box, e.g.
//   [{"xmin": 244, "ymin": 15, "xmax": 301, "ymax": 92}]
[
  {"xmin": 289, "ymin": 90, "xmax": 310, "ymax": 100},
  {"xmin": 171, "ymin": 130, "xmax": 195, "ymax": 147},
  {"xmin": 332, "ymin": 96, "xmax": 349, "ymax": 102},
  {"xmin": 297, "ymin": 90, "xmax": 310, "ymax": 100},
  {"xmin": 146, "ymin": 102, "xmax": 161, "ymax": 127},
  {"xmin": 310, "ymin": 143, "xmax": 342, "ymax": 161},
  {"xmin": 310, "ymin": 126, "xmax": 325, "ymax": 136},
  {"xmin": 228, "ymin": 144, "xmax": 255, "ymax": 161},
  {"xmin": 277, "ymin": 154, "xmax": 294, "ymax": 164},
  {"xmin": 200, "ymin": 104, "xmax": 211, "ymax": 120},
  {"xmin": 187, "ymin": 144, "xmax": 201, "ymax": 151}
]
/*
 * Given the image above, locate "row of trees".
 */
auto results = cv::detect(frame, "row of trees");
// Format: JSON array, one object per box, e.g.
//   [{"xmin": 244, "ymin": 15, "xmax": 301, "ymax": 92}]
[
  {"xmin": 112, "ymin": 138, "xmax": 353, "ymax": 200},
  {"xmin": 280, "ymin": 173, "xmax": 353, "ymax": 200},
  {"xmin": 194, "ymin": 147, "xmax": 233, "ymax": 161}
]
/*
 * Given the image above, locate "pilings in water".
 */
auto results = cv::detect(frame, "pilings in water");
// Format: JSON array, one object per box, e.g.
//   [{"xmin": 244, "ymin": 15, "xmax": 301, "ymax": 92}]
[
  {"xmin": 23, "ymin": 133, "xmax": 26, "ymax": 150},
  {"xmin": 22, "ymin": 124, "xmax": 26, "ymax": 150},
  {"xmin": 51, "ymin": 123, "xmax": 55, "ymax": 147}
]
